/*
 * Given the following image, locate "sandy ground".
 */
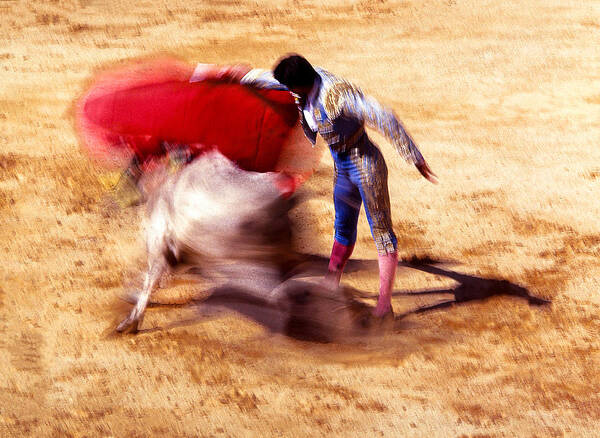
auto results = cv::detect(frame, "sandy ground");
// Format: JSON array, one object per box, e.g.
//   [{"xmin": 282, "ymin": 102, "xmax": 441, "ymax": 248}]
[{"xmin": 1, "ymin": 0, "xmax": 600, "ymax": 436}]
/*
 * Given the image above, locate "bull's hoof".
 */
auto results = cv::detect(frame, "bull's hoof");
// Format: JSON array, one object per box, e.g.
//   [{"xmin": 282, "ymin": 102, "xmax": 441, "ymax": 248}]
[{"xmin": 116, "ymin": 316, "xmax": 140, "ymax": 334}]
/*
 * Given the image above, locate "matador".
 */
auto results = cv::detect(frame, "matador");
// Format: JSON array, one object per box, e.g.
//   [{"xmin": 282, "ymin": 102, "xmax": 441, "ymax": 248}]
[{"xmin": 206, "ymin": 54, "xmax": 437, "ymax": 319}]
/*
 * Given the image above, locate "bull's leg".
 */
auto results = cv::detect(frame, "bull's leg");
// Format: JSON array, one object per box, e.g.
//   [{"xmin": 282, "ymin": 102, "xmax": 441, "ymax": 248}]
[
  {"xmin": 117, "ymin": 196, "xmax": 173, "ymax": 332},
  {"xmin": 117, "ymin": 257, "xmax": 167, "ymax": 333}
]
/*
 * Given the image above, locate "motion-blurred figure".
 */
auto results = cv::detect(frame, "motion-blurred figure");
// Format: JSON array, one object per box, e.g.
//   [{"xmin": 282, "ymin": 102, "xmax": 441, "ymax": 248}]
[
  {"xmin": 217, "ymin": 54, "xmax": 437, "ymax": 318},
  {"xmin": 116, "ymin": 150, "xmax": 298, "ymax": 333}
]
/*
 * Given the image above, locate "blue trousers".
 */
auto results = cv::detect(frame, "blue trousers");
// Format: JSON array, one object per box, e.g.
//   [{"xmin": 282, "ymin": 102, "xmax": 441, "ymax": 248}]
[{"xmin": 331, "ymin": 139, "xmax": 397, "ymax": 255}]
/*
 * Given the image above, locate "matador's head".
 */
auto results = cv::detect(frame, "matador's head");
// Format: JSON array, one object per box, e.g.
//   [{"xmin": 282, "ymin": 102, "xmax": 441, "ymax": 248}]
[{"xmin": 273, "ymin": 54, "xmax": 319, "ymax": 105}]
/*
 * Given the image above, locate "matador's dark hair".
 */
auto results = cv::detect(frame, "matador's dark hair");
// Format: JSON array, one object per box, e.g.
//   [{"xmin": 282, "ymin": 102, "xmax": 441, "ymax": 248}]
[{"xmin": 273, "ymin": 54, "xmax": 318, "ymax": 89}]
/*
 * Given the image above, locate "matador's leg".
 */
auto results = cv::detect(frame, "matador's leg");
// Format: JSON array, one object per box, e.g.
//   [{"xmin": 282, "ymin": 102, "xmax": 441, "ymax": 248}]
[
  {"xmin": 325, "ymin": 162, "xmax": 361, "ymax": 287},
  {"xmin": 350, "ymin": 145, "xmax": 398, "ymax": 317}
]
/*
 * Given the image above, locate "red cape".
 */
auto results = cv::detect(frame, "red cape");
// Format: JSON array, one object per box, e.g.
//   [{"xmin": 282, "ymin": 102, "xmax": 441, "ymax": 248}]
[{"xmin": 76, "ymin": 59, "xmax": 317, "ymax": 181}]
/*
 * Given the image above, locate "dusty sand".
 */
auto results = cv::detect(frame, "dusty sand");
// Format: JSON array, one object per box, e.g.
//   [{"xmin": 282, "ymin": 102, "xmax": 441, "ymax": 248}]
[{"xmin": 1, "ymin": 0, "xmax": 599, "ymax": 436}]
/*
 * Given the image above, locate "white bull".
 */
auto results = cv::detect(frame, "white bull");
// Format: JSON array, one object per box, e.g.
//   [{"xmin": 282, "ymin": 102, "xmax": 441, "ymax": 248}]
[{"xmin": 116, "ymin": 150, "xmax": 297, "ymax": 333}]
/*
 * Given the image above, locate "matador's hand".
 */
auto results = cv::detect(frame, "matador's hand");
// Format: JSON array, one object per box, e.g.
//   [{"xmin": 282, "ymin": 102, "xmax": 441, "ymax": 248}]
[{"xmin": 416, "ymin": 160, "xmax": 438, "ymax": 184}]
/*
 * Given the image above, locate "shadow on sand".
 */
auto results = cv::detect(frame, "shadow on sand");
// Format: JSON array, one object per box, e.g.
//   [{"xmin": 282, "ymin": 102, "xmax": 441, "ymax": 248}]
[
  {"xmin": 121, "ymin": 254, "xmax": 550, "ymax": 342},
  {"xmin": 391, "ymin": 259, "xmax": 550, "ymax": 316}
]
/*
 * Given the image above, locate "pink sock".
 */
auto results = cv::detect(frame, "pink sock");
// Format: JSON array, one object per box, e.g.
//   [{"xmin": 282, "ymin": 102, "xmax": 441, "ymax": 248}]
[
  {"xmin": 324, "ymin": 240, "xmax": 354, "ymax": 287},
  {"xmin": 374, "ymin": 251, "xmax": 398, "ymax": 316}
]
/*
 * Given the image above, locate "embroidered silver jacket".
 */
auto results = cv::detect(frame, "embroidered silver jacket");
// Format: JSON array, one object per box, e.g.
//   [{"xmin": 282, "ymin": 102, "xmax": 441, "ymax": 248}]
[{"xmin": 241, "ymin": 67, "xmax": 424, "ymax": 165}]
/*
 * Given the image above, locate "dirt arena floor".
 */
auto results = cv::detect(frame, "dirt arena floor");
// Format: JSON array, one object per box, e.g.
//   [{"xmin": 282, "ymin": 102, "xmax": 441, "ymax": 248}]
[{"xmin": 1, "ymin": 0, "xmax": 599, "ymax": 436}]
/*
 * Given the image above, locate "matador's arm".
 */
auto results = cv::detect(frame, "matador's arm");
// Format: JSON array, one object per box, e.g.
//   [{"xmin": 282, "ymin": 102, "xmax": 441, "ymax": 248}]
[
  {"xmin": 323, "ymin": 81, "xmax": 437, "ymax": 182},
  {"xmin": 324, "ymin": 82, "xmax": 424, "ymax": 165},
  {"xmin": 239, "ymin": 68, "xmax": 288, "ymax": 90}
]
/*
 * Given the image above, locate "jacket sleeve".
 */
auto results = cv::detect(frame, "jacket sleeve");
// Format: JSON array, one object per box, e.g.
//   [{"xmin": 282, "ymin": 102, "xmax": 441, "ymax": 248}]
[
  {"xmin": 240, "ymin": 69, "xmax": 289, "ymax": 90},
  {"xmin": 323, "ymin": 81, "xmax": 425, "ymax": 165}
]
